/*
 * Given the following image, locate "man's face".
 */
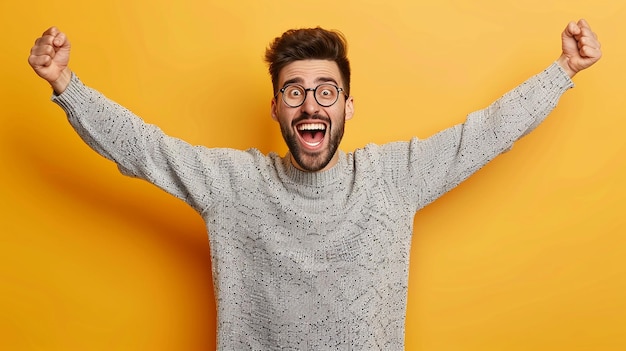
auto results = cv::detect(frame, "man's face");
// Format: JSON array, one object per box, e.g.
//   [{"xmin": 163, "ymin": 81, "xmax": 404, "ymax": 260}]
[{"xmin": 271, "ymin": 59, "xmax": 354, "ymax": 172}]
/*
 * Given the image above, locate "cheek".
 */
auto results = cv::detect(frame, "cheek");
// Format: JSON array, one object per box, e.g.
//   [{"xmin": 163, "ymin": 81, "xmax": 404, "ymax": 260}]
[
  {"xmin": 274, "ymin": 108, "xmax": 295, "ymax": 127},
  {"xmin": 330, "ymin": 106, "xmax": 347, "ymax": 122}
]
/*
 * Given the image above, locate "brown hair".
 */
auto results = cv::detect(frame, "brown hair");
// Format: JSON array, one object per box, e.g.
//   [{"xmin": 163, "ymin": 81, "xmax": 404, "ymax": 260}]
[{"xmin": 264, "ymin": 27, "xmax": 351, "ymax": 97}]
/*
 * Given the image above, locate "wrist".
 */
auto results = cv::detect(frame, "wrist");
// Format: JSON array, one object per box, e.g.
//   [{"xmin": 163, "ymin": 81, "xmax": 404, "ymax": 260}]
[
  {"xmin": 557, "ymin": 55, "xmax": 576, "ymax": 78},
  {"xmin": 50, "ymin": 67, "xmax": 72, "ymax": 94}
]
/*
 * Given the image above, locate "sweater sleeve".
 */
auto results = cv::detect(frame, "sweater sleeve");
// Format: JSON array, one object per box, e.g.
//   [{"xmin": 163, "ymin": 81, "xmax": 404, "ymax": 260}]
[
  {"xmin": 51, "ymin": 73, "xmax": 246, "ymax": 214},
  {"xmin": 384, "ymin": 62, "xmax": 574, "ymax": 211}
]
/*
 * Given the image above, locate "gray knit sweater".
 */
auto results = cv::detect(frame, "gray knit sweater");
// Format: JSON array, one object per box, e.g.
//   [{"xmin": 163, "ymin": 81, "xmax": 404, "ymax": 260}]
[{"xmin": 52, "ymin": 62, "xmax": 573, "ymax": 350}]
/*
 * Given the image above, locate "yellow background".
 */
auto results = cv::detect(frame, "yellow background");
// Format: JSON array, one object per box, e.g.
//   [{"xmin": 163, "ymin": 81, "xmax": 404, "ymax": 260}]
[{"xmin": 1, "ymin": 0, "xmax": 624, "ymax": 350}]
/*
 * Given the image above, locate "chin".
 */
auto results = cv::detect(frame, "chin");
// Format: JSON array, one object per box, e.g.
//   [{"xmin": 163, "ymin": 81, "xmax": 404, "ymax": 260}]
[{"xmin": 291, "ymin": 151, "xmax": 334, "ymax": 172}]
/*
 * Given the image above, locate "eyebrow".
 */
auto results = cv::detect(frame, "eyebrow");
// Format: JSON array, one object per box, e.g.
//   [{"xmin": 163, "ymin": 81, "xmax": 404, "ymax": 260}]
[{"xmin": 282, "ymin": 76, "xmax": 339, "ymax": 87}]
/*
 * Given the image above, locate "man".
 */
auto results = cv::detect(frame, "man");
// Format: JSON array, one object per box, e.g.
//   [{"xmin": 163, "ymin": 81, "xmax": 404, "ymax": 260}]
[{"xmin": 28, "ymin": 20, "xmax": 601, "ymax": 350}]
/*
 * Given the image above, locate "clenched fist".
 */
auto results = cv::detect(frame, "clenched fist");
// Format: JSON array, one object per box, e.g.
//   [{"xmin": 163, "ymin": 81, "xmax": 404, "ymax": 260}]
[
  {"xmin": 28, "ymin": 27, "xmax": 72, "ymax": 93},
  {"xmin": 558, "ymin": 19, "xmax": 602, "ymax": 77}
]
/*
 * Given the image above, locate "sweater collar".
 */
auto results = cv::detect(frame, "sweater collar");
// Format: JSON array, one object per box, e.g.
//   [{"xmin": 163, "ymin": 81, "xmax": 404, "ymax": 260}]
[{"xmin": 279, "ymin": 151, "xmax": 352, "ymax": 188}]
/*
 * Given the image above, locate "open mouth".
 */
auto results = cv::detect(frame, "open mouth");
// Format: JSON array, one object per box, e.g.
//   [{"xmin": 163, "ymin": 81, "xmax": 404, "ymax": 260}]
[{"xmin": 296, "ymin": 122, "xmax": 327, "ymax": 148}]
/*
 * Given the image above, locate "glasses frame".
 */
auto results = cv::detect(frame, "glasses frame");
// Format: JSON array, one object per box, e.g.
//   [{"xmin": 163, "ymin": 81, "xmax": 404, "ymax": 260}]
[{"xmin": 275, "ymin": 83, "xmax": 346, "ymax": 108}]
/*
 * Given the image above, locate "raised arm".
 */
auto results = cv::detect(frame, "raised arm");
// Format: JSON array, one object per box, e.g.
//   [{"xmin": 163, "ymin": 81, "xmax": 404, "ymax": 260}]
[
  {"xmin": 25, "ymin": 27, "xmax": 245, "ymax": 214},
  {"xmin": 395, "ymin": 19, "xmax": 602, "ymax": 210}
]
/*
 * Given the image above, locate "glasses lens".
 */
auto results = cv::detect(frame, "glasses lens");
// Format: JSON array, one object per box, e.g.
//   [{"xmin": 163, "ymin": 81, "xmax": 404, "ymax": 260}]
[
  {"xmin": 315, "ymin": 84, "xmax": 339, "ymax": 107},
  {"xmin": 282, "ymin": 85, "xmax": 305, "ymax": 107}
]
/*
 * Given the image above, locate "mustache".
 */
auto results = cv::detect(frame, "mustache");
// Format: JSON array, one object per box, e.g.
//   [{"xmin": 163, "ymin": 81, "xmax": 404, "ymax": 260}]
[{"xmin": 291, "ymin": 113, "xmax": 331, "ymax": 127}]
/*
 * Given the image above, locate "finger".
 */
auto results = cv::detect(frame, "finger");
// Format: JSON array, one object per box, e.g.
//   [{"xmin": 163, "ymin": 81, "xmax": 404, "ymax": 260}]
[
  {"xmin": 578, "ymin": 19, "xmax": 592, "ymax": 31},
  {"xmin": 30, "ymin": 42, "xmax": 56, "ymax": 57},
  {"xmin": 578, "ymin": 27, "xmax": 601, "ymax": 49},
  {"xmin": 580, "ymin": 45, "xmax": 602, "ymax": 60},
  {"xmin": 578, "ymin": 26, "xmax": 594, "ymax": 38},
  {"xmin": 53, "ymin": 31, "xmax": 67, "ymax": 48},
  {"xmin": 580, "ymin": 43, "xmax": 602, "ymax": 57},
  {"xmin": 34, "ymin": 34, "xmax": 52, "ymax": 46},
  {"xmin": 42, "ymin": 26, "xmax": 59, "ymax": 37},
  {"xmin": 576, "ymin": 19, "xmax": 600, "ymax": 44},
  {"xmin": 582, "ymin": 38, "xmax": 601, "ymax": 52},
  {"xmin": 28, "ymin": 54, "xmax": 52, "ymax": 68}
]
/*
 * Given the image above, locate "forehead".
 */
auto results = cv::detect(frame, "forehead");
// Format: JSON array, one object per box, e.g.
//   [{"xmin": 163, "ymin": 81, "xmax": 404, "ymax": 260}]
[{"xmin": 278, "ymin": 59, "xmax": 342, "ymax": 86}]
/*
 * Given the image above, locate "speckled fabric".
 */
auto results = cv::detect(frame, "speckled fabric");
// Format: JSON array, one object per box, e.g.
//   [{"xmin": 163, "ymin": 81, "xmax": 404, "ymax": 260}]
[{"xmin": 52, "ymin": 62, "xmax": 572, "ymax": 350}]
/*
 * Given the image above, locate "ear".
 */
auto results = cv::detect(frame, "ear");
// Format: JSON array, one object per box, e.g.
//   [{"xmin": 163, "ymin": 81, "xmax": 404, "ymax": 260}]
[
  {"xmin": 344, "ymin": 95, "xmax": 355, "ymax": 121},
  {"xmin": 270, "ymin": 97, "xmax": 278, "ymax": 122}
]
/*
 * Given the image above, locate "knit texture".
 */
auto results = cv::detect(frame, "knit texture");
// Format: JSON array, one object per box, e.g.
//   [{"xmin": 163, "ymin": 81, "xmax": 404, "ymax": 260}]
[{"xmin": 52, "ymin": 62, "xmax": 573, "ymax": 350}]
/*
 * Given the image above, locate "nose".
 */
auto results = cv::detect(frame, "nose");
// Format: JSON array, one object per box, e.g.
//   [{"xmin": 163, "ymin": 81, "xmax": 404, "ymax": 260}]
[{"xmin": 300, "ymin": 89, "xmax": 320, "ymax": 115}]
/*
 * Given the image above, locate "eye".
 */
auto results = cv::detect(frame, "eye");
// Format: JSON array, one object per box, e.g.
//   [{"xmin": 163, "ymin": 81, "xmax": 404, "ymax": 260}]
[
  {"xmin": 284, "ymin": 85, "xmax": 303, "ymax": 98},
  {"xmin": 317, "ymin": 85, "xmax": 337, "ymax": 100},
  {"xmin": 290, "ymin": 89, "xmax": 302, "ymax": 97}
]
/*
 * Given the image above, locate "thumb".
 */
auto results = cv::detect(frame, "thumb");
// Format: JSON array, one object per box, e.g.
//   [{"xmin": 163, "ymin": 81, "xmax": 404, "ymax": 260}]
[{"xmin": 563, "ymin": 21, "xmax": 581, "ymax": 39}]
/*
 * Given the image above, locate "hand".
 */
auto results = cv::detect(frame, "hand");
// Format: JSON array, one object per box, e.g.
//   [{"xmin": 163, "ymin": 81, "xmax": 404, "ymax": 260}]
[
  {"xmin": 557, "ymin": 19, "xmax": 602, "ymax": 78},
  {"xmin": 28, "ymin": 27, "xmax": 72, "ymax": 93}
]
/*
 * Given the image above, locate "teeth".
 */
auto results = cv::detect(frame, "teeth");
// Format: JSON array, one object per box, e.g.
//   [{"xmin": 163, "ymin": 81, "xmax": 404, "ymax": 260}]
[{"xmin": 297, "ymin": 123, "xmax": 326, "ymax": 131}]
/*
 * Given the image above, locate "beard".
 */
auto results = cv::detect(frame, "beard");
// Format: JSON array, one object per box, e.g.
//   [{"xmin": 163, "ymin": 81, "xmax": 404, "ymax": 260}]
[{"xmin": 279, "ymin": 113, "xmax": 345, "ymax": 172}]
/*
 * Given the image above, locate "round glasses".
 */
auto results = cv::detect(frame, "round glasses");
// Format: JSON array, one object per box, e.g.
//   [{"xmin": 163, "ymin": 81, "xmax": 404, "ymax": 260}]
[{"xmin": 275, "ymin": 83, "xmax": 345, "ymax": 108}]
